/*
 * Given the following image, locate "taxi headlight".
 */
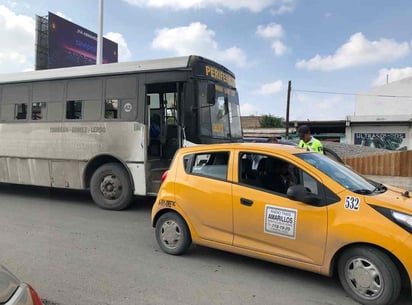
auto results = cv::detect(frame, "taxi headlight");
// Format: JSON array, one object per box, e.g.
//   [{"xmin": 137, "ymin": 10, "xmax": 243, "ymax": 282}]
[{"xmin": 391, "ymin": 211, "xmax": 412, "ymax": 230}]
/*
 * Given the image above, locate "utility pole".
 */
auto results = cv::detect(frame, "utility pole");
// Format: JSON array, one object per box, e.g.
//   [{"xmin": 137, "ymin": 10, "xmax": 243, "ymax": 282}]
[
  {"xmin": 96, "ymin": 0, "xmax": 103, "ymax": 64},
  {"xmin": 285, "ymin": 80, "xmax": 291, "ymax": 139}
]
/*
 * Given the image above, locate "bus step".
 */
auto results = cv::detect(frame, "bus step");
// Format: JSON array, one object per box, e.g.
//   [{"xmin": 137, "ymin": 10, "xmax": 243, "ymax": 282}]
[
  {"xmin": 148, "ymin": 179, "xmax": 162, "ymax": 194},
  {"xmin": 150, "ymin": 168, "xmax": 168, "ymax": 181}
]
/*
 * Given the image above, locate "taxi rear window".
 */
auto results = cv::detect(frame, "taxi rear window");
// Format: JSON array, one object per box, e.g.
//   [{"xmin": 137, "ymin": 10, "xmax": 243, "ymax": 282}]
[{"xmin": 183, "ymin": 152, "xmax": 229, "ymax": 180}]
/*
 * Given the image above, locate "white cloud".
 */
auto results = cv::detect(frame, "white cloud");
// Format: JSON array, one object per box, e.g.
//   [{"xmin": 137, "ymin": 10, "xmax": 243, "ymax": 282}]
[
  {"xmin": 257, "ymin": 80, "xmax": 283, "ymax": 95},
  {"xmin": 240, "ymin": 102, "xmax": 260, "ymax": 116},
  {"xmin": 105, "ymin": 32, "xmax": 132, "ymax": 61},
  {"xmin": 373, "ymin": 67, "xmax": 412, "ymax": 86},
  {"xmin": 0, "ymin": 5, "xmax": 35, "ymax": 73},
  {"xmin": 256, "ymin": 23, "xmax": 287, "ymax": 57},
  {"xmin": 256, "ymin": 23, "xmax": 284, "ymax": 39},
  {"xmin": 151, "ymin": 22, "xmax": 247, "ymax": 67},
  {"xmin": 296, "ymin": 32, "xmax": 410, "ymax": 71},
  {"xmin": 271, "ymin": 40, "xmax": 287, "ymax": 56},
  {"xmin": 290, "ymin": 93, "xmax": 354, "ymax": 120},
  {"xmin": 270, "ymin": 0, "xmax": 295, "ymax": 15},
  {"xmin": 123, "ymin": 0, "xmax": 295, "ymax": 13}
]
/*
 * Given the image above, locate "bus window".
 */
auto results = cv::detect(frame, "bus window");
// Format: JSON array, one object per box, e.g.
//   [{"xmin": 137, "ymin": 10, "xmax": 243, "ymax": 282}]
[
  {"xmin": 31, "ymin": 102, "xmax": 46, "ymax": 120},
  {"xmin": 165, "ymin": 92, "xmax": 177, "ymax": 125},
  {"xmin": 66, "ymin": 101, "xmax": 82, "ymax": 119},
  {"xmin": 15, "ymin": 103, "xmax": 27, "ymax": 120},
  {"xmin": 105, "ymin": 99, "xmax": 119, "ymax": 119},
  {"xmin": 228, "ymin": 92, "xmax": 242, "ymax": 138},
  {"xmin": 211, "ymin": 95, "xmax": 230, "ymax": 138}
]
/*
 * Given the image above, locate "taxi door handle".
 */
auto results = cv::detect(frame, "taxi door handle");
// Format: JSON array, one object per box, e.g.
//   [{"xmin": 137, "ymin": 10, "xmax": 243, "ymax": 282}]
[{"xmin": 240, "ymin": 198, "xmax": 253, "ymax": 207}]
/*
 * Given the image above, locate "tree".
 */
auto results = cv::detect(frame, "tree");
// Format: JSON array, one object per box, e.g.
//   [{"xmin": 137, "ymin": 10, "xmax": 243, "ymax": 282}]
[{"xmin": 259, "ymin": 114, "xmax": 284, "ymax": 128}]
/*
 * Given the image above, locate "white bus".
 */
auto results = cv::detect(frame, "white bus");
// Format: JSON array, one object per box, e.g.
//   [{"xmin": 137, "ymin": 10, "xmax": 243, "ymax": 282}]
[{"xmin": 0, "ymin": 55, "xmax": 243, "ymax": 210}]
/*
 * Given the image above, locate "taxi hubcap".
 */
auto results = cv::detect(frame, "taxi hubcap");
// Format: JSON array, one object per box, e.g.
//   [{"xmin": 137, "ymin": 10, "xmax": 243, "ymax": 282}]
[
  {"xmin": 160, "ymin": 220, "xmax": 181, "ymax": 249},
  {"xmin": 347, "ymin": 257, "xmax": 383, "ymax": 298}
]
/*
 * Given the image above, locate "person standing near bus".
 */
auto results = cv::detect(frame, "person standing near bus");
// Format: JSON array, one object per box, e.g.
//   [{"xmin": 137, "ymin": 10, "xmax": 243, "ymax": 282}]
[{"xmin": 297, "ymin": 125, "xmax": 324, "ymax": 154}]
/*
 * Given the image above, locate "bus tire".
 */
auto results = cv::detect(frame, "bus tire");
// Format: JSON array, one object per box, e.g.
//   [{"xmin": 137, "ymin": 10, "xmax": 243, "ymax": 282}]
[{"xmin": 90, "ymin": 163, "xmax": 133, "ymax": 210}]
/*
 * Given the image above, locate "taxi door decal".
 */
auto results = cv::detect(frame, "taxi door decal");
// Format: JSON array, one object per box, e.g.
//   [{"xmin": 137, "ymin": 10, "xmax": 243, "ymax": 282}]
[{"xmin": 264, "ymin": 205, "xmax": 298, "ymax": 239}]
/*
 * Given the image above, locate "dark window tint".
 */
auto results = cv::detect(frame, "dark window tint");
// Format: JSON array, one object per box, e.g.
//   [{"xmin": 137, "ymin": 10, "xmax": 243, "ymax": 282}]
[
  {"xmin": 66, "ymin": 101, "xmax": 82, "ymax": 119},
  {"xmin": 239, "ymin": 152, "xmax": 299, "ymax": 195},
  {"xmin": 15, "ymin": 103, "xmax": 27, "ymax": 120}
]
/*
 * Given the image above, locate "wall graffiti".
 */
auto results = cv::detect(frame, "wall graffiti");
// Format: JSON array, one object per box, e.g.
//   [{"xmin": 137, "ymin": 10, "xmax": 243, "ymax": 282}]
[{"xmin": 354, "ymin": 133, "xmax": 407, "ymax": 151}]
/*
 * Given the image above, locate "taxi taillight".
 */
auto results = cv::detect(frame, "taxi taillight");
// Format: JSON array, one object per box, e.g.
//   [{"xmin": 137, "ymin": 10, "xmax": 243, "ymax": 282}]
[
  {"xmin": 161, "ymin": 170, "xmax": 168, "ymax": 184},
  {"xmin": 28, "ymin": 284, "xmax": 44, "ymax": 305}
]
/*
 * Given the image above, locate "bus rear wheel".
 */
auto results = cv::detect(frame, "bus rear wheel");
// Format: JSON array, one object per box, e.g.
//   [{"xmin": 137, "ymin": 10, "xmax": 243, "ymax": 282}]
[{"xmin": 90, "ymin": 163, "xmax": 133, "ymax": 210}]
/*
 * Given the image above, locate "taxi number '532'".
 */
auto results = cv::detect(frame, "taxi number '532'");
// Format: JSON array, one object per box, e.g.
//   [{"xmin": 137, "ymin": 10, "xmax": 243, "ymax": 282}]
[{"xmin": 345, "ymin": 196, "xmax": 360, "ymax": 211}]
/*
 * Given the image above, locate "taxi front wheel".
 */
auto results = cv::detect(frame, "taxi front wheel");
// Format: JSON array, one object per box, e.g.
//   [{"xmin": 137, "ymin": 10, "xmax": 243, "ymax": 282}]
[
  {"xmin": 338, "ymin": 246, "xmax": 401, "ymax": 305},
  {"xmin": 155, "ymin": 212, "xmax": 192, "ymax": 255}
]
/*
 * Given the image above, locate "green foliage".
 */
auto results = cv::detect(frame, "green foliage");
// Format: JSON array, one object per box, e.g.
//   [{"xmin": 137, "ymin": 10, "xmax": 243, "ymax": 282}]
[{"xmin": 259, "ymin": 114, "xmax": 284, "ymax": 128}]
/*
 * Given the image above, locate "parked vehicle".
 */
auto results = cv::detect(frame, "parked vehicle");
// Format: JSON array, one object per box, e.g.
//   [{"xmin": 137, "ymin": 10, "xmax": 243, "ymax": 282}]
[
  {"xmin": 152, "ymin": 142, "xmax": 412, "ymax": 305},
  {"xmin": 0, "ymin": 55, "xmax": 242, "ymax": 210},
  {"xmin": 0, "ymin": 264, "xmax": 43, "ymax": 305}
]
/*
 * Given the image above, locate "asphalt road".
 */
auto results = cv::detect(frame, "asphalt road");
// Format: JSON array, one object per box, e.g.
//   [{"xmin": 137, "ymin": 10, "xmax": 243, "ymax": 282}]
[{"xmin": 0, "ymin": 183, "xmax": 409, "ymax": 305}]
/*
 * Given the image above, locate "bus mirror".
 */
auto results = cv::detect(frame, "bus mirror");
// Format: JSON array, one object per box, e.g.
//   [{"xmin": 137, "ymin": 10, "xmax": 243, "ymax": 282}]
[{"xmin": 207, "ymin": 83, "xmax": 216, "ymax": 105}]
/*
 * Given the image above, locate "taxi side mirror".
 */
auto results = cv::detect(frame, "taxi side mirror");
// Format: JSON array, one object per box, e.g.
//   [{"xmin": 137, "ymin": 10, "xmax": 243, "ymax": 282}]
[{"xmin": 287, "ymin": 185, "xmax": 321, "ymax": 206}]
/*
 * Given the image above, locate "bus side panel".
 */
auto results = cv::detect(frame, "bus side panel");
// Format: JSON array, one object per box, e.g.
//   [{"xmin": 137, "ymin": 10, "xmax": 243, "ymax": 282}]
[
  {"xmin": 0, "ymin": 157, "xmax": 50, "ymax": 187},
  {"xmin": 127, "ymin": 163, "xmax": 146, "ymax": 195},
  {"xmin": 0, "ymin": 122, "xmax": 146, "ymax": 190},
  {"xmin": 51, "ymin": 160, "xmax": 86, "ymax": 189}
]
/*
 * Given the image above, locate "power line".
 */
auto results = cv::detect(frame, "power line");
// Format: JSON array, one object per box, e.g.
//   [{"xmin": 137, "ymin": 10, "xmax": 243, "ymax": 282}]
[{"xmin": 292, "ymin": 88, "xmax": 412, "ymax": 99}]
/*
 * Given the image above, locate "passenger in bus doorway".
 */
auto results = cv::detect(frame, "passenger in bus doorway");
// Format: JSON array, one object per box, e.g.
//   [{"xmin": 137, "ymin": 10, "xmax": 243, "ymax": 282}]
[{"xmin": 150, "ymin": 113, "xmax": 161, "ymax": 155}]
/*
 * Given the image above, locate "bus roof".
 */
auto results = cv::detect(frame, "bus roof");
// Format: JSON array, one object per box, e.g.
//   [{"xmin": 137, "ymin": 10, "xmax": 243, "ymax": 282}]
[{"xmin": 0, "ymin": 55, "xmax": 195, "ymax": 84}]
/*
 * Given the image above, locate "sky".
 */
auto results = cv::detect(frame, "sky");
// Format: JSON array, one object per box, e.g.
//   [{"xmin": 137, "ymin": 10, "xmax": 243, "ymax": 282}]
[{"xmin": 1, "ymin": 0, "xmax": 412, "ymax": 121}]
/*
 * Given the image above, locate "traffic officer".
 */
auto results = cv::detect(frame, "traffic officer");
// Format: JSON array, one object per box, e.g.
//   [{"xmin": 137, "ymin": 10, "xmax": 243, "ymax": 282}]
[{"xmin": 297, "ymin": 125, "xmax": 324, "ymax": 154}]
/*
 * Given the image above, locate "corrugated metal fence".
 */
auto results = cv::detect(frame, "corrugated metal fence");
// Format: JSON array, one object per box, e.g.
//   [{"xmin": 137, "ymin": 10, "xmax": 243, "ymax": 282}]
[{"xmin": 343, "ymin": 150, "xmax": 412, "ymax": 177}]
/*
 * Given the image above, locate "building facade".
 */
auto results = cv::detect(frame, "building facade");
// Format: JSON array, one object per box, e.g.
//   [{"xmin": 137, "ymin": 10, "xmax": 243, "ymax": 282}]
[{"xmin": 346, "ymin": 77, "xmax": 412, "ymax": 150}]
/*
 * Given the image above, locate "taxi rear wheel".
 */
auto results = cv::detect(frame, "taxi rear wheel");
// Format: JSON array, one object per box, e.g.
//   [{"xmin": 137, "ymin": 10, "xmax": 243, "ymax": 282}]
[
  {"xmin": 155, "ymin": 212, "xmax": 191, "ymax": 255},
  {"xmin": 337, "ymin": 246, "xmax": 401, "ymax": 305}
]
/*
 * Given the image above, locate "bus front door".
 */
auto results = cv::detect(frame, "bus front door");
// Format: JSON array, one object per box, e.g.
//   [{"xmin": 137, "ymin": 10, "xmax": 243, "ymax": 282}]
[{"xmin": 147, "ymin": 83, "xmax": 183, "ymax": 160}]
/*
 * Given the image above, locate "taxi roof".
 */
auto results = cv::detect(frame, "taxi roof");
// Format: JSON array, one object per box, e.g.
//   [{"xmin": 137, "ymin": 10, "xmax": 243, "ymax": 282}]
[{"xmin": 179, "ymin": 142, "xmax": 307, "ymax": 155}]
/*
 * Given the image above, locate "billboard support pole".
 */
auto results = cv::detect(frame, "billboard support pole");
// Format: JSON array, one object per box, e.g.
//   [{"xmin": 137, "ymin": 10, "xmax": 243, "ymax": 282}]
[{"xmin": 97, "ymin": 0, "xmax": 103, "ymax": 64}]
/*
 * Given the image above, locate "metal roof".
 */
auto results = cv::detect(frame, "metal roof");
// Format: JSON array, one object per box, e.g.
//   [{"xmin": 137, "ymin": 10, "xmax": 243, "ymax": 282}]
[{"xmin": 0, "ymin": 56, "xmax": 192, "ymax": 84}]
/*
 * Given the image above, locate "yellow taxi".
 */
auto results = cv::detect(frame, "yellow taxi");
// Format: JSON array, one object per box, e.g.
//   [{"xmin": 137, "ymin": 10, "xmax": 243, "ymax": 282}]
[{"xmin": 151, "ymin": 143, "xmax": 412, "ymax": 305}]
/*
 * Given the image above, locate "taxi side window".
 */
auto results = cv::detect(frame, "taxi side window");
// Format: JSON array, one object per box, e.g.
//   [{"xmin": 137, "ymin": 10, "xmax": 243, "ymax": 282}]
[
  {"xmin": 301, "ymin": 171, "xmax": 319, "ymax": 195},
  {"xmin": 239, "ymin": 152, "xmax": 299, "ymax": 194},
  {"xmin": 185, "ymin": 152, "xmax": 229, "ymax": 181}
]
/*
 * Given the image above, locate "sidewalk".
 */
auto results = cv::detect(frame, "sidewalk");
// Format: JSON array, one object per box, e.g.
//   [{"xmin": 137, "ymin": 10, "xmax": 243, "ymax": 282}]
[{"xmin": 365, "ymin": 175, "xmax": 412, "ymax": 190}]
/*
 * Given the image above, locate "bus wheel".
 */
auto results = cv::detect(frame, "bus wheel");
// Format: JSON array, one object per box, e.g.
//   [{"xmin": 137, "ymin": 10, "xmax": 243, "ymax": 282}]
[
  {"xmin": 338, "ymin": 246, "xmax": 401, "ymax": 305},
  {"xmin": 90, "ymin": 163, "xmax": 133, "ymax": 210}
]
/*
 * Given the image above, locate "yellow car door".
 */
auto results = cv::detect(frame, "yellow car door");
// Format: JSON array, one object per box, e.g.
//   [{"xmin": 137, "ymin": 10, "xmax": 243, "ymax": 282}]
[
  {"xmin": 233, "ymin": 151, "xmax": 328, "ymax": 266},
  {"xmin": 174, "ymin": 150, "xmax": 234, "ymax": 245}
]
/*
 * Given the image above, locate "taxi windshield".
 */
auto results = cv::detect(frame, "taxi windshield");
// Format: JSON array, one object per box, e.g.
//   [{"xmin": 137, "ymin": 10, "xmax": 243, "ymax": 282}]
[{"xmin": 296, "ymin": 153, "xmax": 385, "ymax": 195}]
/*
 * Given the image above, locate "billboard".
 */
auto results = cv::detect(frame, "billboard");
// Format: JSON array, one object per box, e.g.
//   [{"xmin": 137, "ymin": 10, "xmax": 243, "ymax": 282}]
[
  {"xmin": 354, "ymin": 133, "xmax": 407, "ymax": 150},
  {"xmin": 48, "ymin": 12, "xmax": 117, "ymax": 69}
]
